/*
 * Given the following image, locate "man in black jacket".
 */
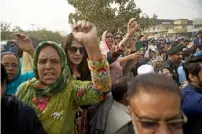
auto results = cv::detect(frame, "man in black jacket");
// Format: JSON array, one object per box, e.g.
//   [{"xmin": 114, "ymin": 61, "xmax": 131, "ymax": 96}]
[
  {"xmin": 1, "ymin": 63, "xmax": 46, "ymax": 134},
  {"xmin": 162, "ymin": 45, "xmax": 183, "ymax": 85}
]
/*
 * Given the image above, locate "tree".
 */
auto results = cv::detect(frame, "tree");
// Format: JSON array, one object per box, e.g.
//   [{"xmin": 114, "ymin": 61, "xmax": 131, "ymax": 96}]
[
  {"xmin": 67, "ymin": 0, "xmax": 156, "ymax": 35},
  {"xmin": 25, "ymin": 28, "xmax": 64, "ymax": 44},
  {"xmin": 1, "ymin": 22, "xmax": 13, "ymax": 40},
  {"xmin": 0, "ymin": 21, "xmax": 64, "ymax": 45},
  {"xmin": 12, "ymin": 26, "xmax": 24, "ymax": 33}
]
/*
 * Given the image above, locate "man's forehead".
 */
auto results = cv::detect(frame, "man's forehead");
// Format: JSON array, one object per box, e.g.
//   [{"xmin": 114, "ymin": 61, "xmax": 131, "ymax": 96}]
[
  {"xmin": 129, "ymin": 91, "xmax": 180, "ymax": 108},
  {"xmin": 129, "ymin": 91, "xmax": 181, "ymax": 118}
]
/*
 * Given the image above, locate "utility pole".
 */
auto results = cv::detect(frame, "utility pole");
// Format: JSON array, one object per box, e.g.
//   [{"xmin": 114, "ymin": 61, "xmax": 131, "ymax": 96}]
[{"xmin": 31, "ymin": 24, "xmax": 35, "ymax": 31}]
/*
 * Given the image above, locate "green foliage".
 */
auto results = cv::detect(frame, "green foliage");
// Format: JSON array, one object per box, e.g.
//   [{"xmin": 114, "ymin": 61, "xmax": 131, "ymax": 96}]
[
  {"xmin": 67, "ymin": 0, "xmax": 156, "ymax": 35},
  {"xmin": 1, "ymin": 22, "xmax": 64, "ymax": 46},
  {"xmin": 1, "ymin": 22, "xmax": 13, "ymax": 40},
  {"xmin": 25, "ymin": 29, "xmax": 64, "ymax": 44}
]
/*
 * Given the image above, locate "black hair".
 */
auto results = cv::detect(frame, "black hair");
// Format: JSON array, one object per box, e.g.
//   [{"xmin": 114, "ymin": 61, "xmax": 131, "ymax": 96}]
[
  {"xmin": 111, "ymin": 76, "xmax": 133, "ymax": 102},
  {"xmin": 127, "ymin": 73, "xmax": 181, "ymax": 100},
  {"xmin": 183, "ymin": 55, "xmax": 202, "ymax": 81},
  {"xmin": 61, "ymin": 33, "xmax": 90, "ymax": 81},
  {"xmin": 1, "ymin": 63, "xmax": 8, "ymax": 84}
]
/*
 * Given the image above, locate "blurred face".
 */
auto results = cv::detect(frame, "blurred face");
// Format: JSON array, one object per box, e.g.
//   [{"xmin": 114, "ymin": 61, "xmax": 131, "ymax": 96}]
[
  {"xmin": 199, "ymin": 33, "xmax": 202, "ymax": 38},
  {"xmin": 128, "ymin": 39, "xmax": 136, "ymax": 48},
  {"xmin": 170, "ymin": 52, "xmax": 183, "ymax": 65},
  {"xmin": 184, "ymin": 42, "xmax": 189, "ymax": 46},
  {"xmin": 129, "ymin": 91, "xmax": 183, "ymax": 134},
  {"xmin": 37, "ymin": 46, "xmax": 62, "ymax": 85},
  {"xmin": 115, "ymin": 34, "xmax": 122, "ymax": 45},
  {"xmin": 190, "ymin": 63, "xmax": 202, "ymax": 87},
  {"xmin": 67, "ymin": 40, "xmax": 85, "ymax": 65},
  {"xmin": 2, "ymin": 54, "xmax": 19, "ymax": 81},
  {"xmin": 105, "ymin": 32, "xmax": 114, "ymax": 47},
  {"xmin": 163, "ymin": 45, "xmax": 169, "ymax": 51}
]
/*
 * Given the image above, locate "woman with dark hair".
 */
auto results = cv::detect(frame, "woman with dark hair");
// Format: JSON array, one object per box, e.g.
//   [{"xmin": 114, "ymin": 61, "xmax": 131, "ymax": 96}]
[
  {"xmin": 114, "ymin": 33, "xmax": 123, "ymax": 46},
  {"xmin": 61, "ymin": 33, "xmax": 92, "ymax": 134},
  {"xmin": 61, "ymin": 33, "xmax": 90, "ymax": 81}
]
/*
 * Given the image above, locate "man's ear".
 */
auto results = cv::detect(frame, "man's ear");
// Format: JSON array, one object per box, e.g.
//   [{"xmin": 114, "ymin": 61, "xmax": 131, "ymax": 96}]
[
  {"xmin": 128, "ymin": 105, "xmax": 132, "ymax": 115},
  {"xmin": 189, "ymin": 73, "xmax": 196, "ymax": 82}
]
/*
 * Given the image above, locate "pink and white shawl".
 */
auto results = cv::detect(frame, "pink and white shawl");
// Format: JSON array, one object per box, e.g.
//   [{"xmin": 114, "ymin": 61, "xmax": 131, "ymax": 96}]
[{"xmin": 99, "ymin": 31, "xmax": 123, "ymax": 82}]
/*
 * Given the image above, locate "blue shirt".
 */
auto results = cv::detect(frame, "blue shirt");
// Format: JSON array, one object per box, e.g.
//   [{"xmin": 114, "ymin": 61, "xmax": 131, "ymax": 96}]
[
  {"xmin": 178, "ymin": 66, "xmax": 186, "ymax": 85},
  {"xmin": 181, "ymin": 84, "xmax": 202, "ymax": 116}
]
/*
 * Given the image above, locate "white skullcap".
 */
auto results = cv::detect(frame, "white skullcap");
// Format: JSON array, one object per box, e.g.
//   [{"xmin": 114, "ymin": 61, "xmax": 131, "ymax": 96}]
[{"xmin": 137, "ymin": 64, "xmax": 155, "ymax": 75}]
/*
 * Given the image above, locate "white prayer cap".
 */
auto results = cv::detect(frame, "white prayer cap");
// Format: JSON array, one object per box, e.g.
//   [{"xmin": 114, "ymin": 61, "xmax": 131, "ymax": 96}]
[{"xmin": 137, "ymin": 64, "xmax": 155, "ymax": 75}]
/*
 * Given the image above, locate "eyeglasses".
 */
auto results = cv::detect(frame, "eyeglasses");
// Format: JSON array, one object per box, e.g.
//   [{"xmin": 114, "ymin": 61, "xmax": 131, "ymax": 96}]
[
  {"xmin": 106, "ymin": 36, "xmax": 114, "ymax": 39},
  {"xmin": 132, "ymin": 111, "xmax": 187, "ymax": 131},
  {"xmin": 115, "ymin": 37, "xmax": 122, "ymax": 40},
  {"xmin": 68, "ymin": 46, "xmax": 85, "ymax": 54},
  {"xmin": 2, "ymin": 63, "xmax": 18, "ymax": 69}
]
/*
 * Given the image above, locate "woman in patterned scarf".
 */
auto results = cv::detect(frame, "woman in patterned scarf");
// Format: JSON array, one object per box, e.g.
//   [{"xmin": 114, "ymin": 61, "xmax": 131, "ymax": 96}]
[{"xmin": 16, "ymin": 20, "xmax": 111, "ymax": 134}]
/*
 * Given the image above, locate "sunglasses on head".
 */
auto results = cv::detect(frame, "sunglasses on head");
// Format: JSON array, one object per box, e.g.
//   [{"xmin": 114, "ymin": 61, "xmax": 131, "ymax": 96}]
[{"xmin": 68, "ymin": 46, "xmax": 85, "ymax": 54}]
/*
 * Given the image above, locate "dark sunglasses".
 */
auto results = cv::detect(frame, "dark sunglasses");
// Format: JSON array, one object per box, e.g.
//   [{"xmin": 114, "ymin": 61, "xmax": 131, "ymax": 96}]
[
  {"xmin": 68, "ymin": 46, "xmax": 85, "ymax": 54},
  {"xmin": 106, "ymin": 36, "xmax": 114, "ymax": 39},
  {"xmin": 115, "ymin": 37, "xmax": 122, "ymax": 40}
]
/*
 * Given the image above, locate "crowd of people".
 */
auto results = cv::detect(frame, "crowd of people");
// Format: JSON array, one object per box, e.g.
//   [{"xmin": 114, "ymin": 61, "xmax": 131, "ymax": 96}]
[{"xmin": 1, "ymin": 19, "xmax": 202, "ymax": 134}]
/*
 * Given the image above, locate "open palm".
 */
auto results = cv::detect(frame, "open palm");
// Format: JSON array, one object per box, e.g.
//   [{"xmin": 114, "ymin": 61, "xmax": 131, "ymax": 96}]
[
  {"xmin": 127, "ymin": 18, "xmax": 140, "ymax": 37},
  {"xmin": 14, "ymin": 33, "xmax": 34, "ymax": 52}
]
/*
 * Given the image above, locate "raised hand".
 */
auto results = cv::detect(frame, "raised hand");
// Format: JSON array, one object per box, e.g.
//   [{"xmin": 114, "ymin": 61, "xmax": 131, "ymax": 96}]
[
  {"xmin": 72, "ymin": 20, "xmax": 102, "ymax": 61},
  {"xmin": 14, "ymin": 33, "xmax": 35, "ymax": 56},
  {"xmin": 72, "ymin": 20, "xmax": 98, "ymax": 48},
  {"xmin": 127, "ymin": 18, "xmax": 140, "ymax": 37},
  {"xmin": 131, "ymin": 52, "xmax": 142, "ymax": 61}
]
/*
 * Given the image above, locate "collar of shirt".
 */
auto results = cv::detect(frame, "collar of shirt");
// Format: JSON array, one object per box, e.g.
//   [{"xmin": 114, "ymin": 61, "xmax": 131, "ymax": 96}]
[{"xmin": 186, "ymin": 84, "xmax": 202, "ymax": 94}]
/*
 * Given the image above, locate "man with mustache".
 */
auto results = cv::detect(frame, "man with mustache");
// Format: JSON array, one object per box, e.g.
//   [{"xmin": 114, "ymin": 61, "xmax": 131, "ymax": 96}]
[
  {"xmin": 162, "ymin": 45, "xmax": 183, "ymax": 85},
  {"xmin": 115, "ymin": 74, "xmax": 186, "ymax": 134}
]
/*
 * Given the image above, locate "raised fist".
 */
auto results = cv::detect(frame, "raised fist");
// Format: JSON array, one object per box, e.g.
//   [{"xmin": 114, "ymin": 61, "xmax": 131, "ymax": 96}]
[{"xmin": 72, "ymin": 20, "xmax": 98, "ymax": 48}]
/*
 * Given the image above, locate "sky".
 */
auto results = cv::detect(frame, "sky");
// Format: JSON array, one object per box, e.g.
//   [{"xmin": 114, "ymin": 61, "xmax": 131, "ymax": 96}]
[{"xmin": 1, "ymin": 0, "xmax": 201, "ymax": 34}]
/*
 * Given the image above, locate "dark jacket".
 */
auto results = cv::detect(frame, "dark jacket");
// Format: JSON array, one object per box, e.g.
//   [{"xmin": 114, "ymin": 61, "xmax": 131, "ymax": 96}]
[
  {"xmin": 194, "ymin": 37, "xmax": 201, "ymax": 46},
  {"xmin": 181, "ymin": 84, "xmax": 202, "ymax": 134},
  {"xmin": 162, "ymin": 60, "xmax": 179, "ymax": 85},
  {"xmin": 89, "ymin": 95, "xmax": 114, "ymax": 134},
  {"xmin": 115, "ymin": 121, "xmax": 135, "ymax": 134},
  {"xmin": 1, "ymin": 95, "xmax": 46, "ymax": 134}
]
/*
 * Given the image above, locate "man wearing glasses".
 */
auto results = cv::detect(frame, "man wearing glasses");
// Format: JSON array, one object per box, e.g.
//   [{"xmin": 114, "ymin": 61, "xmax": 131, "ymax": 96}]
[{"xmin": 116, "ymin": 73, "xmax": 187, "ymax": 134}]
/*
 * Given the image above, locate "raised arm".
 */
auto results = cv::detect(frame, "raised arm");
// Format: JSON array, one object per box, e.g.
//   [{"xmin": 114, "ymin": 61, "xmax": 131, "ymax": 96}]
[
  {"xmin": 117, "ymin": 18, "xmax": 139, "ymax": 50},
  {"xmin": 14, "ymin": 33, "xmax": 35, "ymax": 57},
  {"xmin": 71, "ymin": 20, "xmax": 111, "ymax": 106}
]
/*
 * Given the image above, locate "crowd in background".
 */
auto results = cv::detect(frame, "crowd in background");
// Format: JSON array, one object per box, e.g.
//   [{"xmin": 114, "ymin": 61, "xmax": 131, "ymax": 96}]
[{"xmin": 1, "ymin": 19, "xmax": 202, "ymax": 134}]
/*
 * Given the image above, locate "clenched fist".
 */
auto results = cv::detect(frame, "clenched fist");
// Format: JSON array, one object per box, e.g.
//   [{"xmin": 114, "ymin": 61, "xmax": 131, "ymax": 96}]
[{"xmin": 72, "ymin": 20, "xmax": 98, "ymax": 49}]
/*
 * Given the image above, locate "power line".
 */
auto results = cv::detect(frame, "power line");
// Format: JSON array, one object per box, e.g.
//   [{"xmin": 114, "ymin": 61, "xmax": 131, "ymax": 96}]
[{"xmin": 166, "ymin": 0, "xmax": 197, "ymax": 11}]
